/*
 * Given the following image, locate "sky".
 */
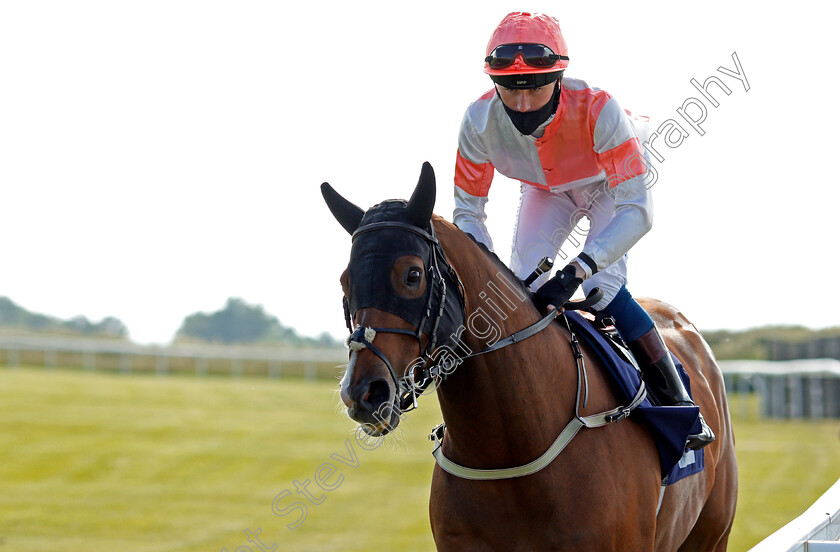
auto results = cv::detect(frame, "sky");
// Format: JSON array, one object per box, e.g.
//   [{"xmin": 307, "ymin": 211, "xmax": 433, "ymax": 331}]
[{"xmin": 1, "ymin": 1, "xmax": 838, "ymax": 344}]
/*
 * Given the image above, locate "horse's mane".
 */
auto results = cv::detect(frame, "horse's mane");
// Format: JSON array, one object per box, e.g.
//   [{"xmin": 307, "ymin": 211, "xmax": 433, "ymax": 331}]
[
  {"xmin": 434, "ymin": 216, "xmax": 533, "ymax": 301},
  {"xmin": 466, "ymin": 233, "xmax": 533, "ymax": 298}
]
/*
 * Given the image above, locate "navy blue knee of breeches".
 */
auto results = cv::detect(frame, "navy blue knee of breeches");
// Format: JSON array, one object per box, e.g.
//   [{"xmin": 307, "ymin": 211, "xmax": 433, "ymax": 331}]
[{"xmin": 599, "ymin": 286, "xmax": 654, "ymax": 343}]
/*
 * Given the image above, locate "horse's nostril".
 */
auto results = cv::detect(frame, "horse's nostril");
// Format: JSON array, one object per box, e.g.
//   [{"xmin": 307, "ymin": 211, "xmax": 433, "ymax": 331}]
[{"xmin": 360, "ymin": 378, "xmax": 391, "ymax": 411}]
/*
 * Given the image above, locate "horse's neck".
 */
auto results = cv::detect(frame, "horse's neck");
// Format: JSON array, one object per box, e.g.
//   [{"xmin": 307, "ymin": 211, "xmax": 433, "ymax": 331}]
[{"xmin": 435, "ymin": 220, "xmax": 579, "ymax": 466}]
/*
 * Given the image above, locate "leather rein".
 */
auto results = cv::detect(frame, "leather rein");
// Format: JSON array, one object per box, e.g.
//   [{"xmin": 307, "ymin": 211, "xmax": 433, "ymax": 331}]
[
  {"xmin": 343, "ymin": 219, "xmax": 647, "ymax": 480},
  {"xmin": 344, "ymin": 219, "xmax": 575, "ymax": 412}
]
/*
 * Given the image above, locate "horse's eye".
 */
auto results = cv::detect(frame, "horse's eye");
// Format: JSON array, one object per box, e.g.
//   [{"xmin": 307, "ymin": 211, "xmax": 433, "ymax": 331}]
[{"xmin": 406, "ymin": 267, "xmax": 422, "ymax": 286}]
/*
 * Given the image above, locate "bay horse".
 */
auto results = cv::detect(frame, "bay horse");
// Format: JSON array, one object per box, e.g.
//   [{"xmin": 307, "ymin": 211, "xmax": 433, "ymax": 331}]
[{"xmin": 322, "ymin": 162, "xmax": 737, "ymax": 551}]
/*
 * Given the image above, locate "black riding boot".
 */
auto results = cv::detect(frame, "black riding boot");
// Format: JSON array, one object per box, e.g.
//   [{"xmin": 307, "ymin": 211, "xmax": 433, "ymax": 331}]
[{"xmin": 628, "ymin": 326, "xmax": 715, "ymax": 451}]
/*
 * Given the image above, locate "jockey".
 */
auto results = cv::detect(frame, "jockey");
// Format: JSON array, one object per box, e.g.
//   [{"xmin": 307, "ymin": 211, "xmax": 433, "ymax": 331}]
[{"xmin": 453, "ymin": 11, "xmax": 714, "ymax": 450}]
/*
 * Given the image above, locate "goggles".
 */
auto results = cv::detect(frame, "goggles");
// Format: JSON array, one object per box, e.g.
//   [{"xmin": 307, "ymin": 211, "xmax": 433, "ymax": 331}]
[{"xmin": 485, "ymin": 43, "xmax": 569, "ymax": 69}]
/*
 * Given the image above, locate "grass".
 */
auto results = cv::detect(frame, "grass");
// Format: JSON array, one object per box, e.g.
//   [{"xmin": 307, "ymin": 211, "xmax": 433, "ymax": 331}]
[
  {"xmin": 728, "ymin": 394, "xmax": 840, "ymax": 550},
  {"xmin": 1, "ymin": 367, "xmax": 838, "ymax": 551}
]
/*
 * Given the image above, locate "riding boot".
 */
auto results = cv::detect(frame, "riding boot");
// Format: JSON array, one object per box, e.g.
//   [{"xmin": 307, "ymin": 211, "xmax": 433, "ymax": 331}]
[{"xmin": 627, "ymin": 326, "xmax": 715, "ymax": 451}]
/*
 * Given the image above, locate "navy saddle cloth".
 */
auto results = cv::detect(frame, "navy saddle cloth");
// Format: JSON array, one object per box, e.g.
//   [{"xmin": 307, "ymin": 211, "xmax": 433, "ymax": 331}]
[{"xmin": 564, "ymin": 311, "xmax": 705, "ymax": 484}]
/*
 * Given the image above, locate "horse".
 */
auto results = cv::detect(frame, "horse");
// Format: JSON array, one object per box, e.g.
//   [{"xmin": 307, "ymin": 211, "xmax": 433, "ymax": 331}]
[{"xmin": 321, "ymin": 162, "xmax": 738, "ymax": 551}]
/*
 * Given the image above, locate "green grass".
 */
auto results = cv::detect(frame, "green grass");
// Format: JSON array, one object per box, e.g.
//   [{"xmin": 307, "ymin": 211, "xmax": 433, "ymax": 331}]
[
  {"xmin": 728, "ymin": 394, "xmax": 840, "ymax": 551},
  {"xmin": 1, "ymin": 367, "xmax": 838, "ymax": 552}
]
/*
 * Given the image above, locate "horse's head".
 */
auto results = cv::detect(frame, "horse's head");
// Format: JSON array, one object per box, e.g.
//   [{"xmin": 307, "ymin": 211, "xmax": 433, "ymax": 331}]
[{"xmin": 321, "ymin": 162, "xmax": 465, "ymax": 436}]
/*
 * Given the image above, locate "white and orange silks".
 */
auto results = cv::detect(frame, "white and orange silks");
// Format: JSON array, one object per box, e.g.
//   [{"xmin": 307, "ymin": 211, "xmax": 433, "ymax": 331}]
[{"xmin": 453, "ymin": 77, "xmax": 654, "ymax": 311}]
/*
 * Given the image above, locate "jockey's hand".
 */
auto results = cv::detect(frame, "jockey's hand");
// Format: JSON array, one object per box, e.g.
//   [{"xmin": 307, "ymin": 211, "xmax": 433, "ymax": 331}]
[{"xmin": 534, "ymin": 264, "xmax": 583, "ymax": 314}]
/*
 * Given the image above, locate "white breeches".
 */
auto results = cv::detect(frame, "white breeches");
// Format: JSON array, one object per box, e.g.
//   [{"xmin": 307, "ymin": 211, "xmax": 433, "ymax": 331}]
[{"xmin": 508, "ymin": 182, "xmax": 627, "ymax": 312}]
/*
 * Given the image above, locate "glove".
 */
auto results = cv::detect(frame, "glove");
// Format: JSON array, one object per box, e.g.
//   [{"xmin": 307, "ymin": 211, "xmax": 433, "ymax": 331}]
[{"xmin": 533, "ymin": 264, "xmax": 583, "ymax": 313}]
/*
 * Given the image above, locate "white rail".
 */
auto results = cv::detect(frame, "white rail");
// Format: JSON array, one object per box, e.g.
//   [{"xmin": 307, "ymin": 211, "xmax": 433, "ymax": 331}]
[
  {"xmin": 0, "ymin": 334, "xmax": 345, "ymax": 362},
  {"xmin": 749, "ymin": 477, "xmax": 840, "ymax": 551},
  {"xmin": 0, "ymin": 333, "xmax": 346, "ymax": 377}
]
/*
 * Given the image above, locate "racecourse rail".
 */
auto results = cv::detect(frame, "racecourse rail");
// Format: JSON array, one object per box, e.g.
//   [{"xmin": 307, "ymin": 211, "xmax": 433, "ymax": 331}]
[
  {"xmin": 4, "ymin": 335, "xmax": 840, "ymax": 416},
  {"xmin": 3, "ymin": 335, "xmax": 840, "ymax": 411},
  {"xmin": 0, "ymin": 334, "xmax": 347, "ymax": 378}
]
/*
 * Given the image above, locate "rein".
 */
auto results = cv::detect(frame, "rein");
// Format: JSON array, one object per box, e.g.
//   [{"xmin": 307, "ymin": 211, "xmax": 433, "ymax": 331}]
[
  {"xmin": 344, "ymin": 218, "xmax": 583, "ymax": 412},
  {"xmin": 343, "ymin": 218, "xmax": 647, "ymax": 480},
  {"xmin": 347, "ymin": 308, "xmax": 559, "ymax": 412}
]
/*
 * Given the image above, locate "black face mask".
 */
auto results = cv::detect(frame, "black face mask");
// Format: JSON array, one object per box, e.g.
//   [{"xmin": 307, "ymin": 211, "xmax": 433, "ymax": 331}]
[
  {"xmin": 323, "ymin": 163, "xmax": 465, "ymax": 364},
  {"xmin": 500, "ymin": 80, "xmax": 561, "ymax": 135},
  {"xmin": 347, "ymin": 201, "xmax": 465, "ymax": 351}
]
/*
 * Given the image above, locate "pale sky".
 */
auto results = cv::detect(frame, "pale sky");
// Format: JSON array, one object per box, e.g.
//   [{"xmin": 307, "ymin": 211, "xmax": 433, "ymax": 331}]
[{"xmin": 2, "ymin": 1, "xmax": 838, "ymax": 344}]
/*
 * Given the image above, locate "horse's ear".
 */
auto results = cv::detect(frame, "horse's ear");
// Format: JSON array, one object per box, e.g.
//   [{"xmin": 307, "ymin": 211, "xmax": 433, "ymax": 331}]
[
  {"xmin": 321, "ymin": 182, "xmax": 364, "ymax": 235},
  {"xmin": 406, "ymin": 161, "xmax": 436, "ymax": 228}
]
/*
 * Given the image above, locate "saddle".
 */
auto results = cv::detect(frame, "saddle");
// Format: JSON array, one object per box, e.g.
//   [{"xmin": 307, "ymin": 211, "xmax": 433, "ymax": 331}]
[
  {"xmin": 564, "ymin": 311, "xmax": 705, "ymax": 484},
  {"xmin": 582, "ymin": 314, "xmax": 638, "ymax": 367}
]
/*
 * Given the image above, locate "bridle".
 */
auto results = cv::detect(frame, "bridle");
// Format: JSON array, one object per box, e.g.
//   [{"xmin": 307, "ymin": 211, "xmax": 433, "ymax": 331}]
[
  {"xmin": 344, "ymin": 219, "xmax": 462, "ymax": 412},
  {"xmin": 342, "ymin": 217, "xmax": 596, "ymax": 413},
  {"xmin": 341, "ymin": 217, "xmax": 649, "ymax": 481}
]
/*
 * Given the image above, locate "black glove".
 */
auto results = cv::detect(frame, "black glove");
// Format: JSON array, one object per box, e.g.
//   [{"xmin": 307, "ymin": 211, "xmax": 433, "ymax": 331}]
[{"xmin": 533, "ymin": 264, "xmax": 582, "ymax": 313}]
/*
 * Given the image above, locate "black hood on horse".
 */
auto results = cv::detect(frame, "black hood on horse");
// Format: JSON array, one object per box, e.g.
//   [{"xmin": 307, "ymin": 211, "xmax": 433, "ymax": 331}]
[{"xmin": 322, "ymin": 162, "xmax": 465, "ymax": 365}]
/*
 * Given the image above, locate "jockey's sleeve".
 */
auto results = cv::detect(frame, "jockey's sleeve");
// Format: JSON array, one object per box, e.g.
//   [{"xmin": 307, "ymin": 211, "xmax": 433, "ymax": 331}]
[
  {"xmin": 453, "ymin": 113, "xmax": 496, "ymax": 251},
  {"xmin": 580, "ymin": 98, "xmax": 653, "ymax": 272},
  {"xmin": 454, "ymin": 184, "xmax": 494, "ymax": 251}
]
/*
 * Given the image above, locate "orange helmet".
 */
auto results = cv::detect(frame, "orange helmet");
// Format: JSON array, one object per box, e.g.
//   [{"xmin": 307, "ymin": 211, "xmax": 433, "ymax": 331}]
[{"xmin": 484, "ymin": 12, "xmax": 569, "ymax": 83}]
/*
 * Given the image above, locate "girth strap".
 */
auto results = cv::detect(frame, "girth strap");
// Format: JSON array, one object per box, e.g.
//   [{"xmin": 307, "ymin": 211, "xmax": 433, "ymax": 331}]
[{"xmin": 429, "ymin": 379, "xmax": 647, "ymax": 480}]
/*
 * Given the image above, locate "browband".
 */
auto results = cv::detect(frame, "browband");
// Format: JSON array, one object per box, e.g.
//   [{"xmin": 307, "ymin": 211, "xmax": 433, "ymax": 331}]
[{"xmin": 352, "ymin": 221, "xmax": 439, "ymax": 244}]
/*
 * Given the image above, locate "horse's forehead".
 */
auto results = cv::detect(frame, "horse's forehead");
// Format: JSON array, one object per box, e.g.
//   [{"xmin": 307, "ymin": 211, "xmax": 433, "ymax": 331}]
[
  {"xmin": 360, "ymin": 200, "xmax": 410, "ymax": 225},
  {"xmin": 349, "ymin": 201, "xmax": 431, "ymax": 268}
]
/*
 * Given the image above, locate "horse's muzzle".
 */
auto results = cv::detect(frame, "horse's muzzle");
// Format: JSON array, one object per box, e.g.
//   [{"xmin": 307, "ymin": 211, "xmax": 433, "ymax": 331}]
[{"xmin": 348, "ymin": 375, "xmax": 392, "ymax": 419}]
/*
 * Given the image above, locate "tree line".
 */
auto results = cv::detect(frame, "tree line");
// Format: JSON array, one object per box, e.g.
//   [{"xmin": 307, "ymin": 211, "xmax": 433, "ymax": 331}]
[
  {"xmin": 0, "ymin": 296, "xmax": 339, "ymax": 347},
  {"xmin": 4, "ymin": 294, "xmax": 839, "ymax": 357},
  {"xmin": 0, "ymin": 296, "xmax": 128, "ymax": 338},
  {"xmin": 174, "ymin": 298, "xmax": 339, "ymax": 346}
]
